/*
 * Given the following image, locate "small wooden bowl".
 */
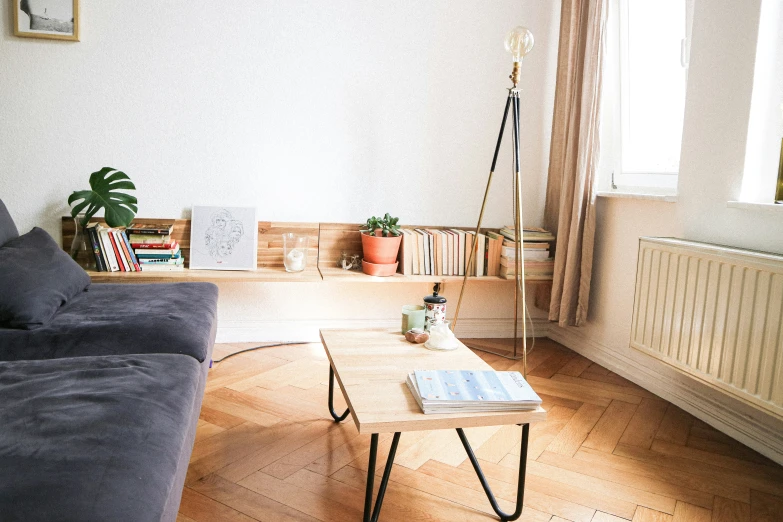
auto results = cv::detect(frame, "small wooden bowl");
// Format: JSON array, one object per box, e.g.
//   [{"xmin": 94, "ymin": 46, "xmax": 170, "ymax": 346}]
[
  {"xmin": 405, "ymin": 329, "xmax": 429, "ymax": 344},
  {"xmin": 362, "ymin": 259, "xmax": 398, "ymax": 277}
]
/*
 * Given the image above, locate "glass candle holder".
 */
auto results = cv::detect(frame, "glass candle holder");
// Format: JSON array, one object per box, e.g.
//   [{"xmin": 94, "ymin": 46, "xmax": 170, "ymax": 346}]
[{"xmin": 282, "ymin": 233, "xmax": 308, "ymax": 272}]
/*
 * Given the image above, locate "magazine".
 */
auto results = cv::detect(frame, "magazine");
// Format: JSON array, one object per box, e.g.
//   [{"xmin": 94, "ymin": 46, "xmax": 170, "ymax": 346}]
[{"xmin": 406, "ymin": 369, "xmax": 542, "ymax": 414}]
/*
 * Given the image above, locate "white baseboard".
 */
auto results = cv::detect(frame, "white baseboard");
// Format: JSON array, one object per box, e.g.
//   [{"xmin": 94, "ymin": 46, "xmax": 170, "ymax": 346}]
[
  {"xmin": 547, "ymin": 326, "xmax": 783, "ymax": 465},
  {"xmin": 215, "ymin": 317, "xmax": 550, "ymax": 344}
]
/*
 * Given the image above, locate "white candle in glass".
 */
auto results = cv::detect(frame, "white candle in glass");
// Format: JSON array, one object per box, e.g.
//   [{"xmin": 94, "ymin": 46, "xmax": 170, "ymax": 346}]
[{"xmin": 286, "ymin": 248, "xmax": 305, "ymax": 271}]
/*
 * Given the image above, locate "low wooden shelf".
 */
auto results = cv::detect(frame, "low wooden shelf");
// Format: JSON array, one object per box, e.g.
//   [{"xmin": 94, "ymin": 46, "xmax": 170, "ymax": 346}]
[
  {"xmin": 63, "ymin": 217, "xmax": 554, "ymax": 287},
  {"xmin": 83, "ymin": 266, "xmax": 322, "ymax": 284}
]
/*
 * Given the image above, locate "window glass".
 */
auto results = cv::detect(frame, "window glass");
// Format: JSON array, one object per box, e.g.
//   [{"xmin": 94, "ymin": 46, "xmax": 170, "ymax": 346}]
[{"xmin": 619, "ymin": 0, "xmax": 689, "ymax": 176}]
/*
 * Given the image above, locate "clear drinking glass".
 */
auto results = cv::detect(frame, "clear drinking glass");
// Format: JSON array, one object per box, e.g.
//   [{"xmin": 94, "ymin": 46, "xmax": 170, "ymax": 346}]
[{"xmin": 282, "ymin": 233, "xmax": 308, "ymax": 272}]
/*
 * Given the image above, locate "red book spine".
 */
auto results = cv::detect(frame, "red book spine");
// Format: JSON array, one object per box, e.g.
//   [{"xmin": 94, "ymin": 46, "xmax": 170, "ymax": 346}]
[
  {"xmin": 116, "ymin": 231, "xmax": 135, "ymax": 272},
  {"xmin": 108, "ymin": 231, "xmax": 126, "ymax": 272}
]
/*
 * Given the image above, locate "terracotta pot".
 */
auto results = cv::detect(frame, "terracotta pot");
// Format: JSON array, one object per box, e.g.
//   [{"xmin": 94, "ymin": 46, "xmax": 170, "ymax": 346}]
[
  {"xmin": 360, "ymin": 232, "xmax": 402, "ymax": 264},
  {"xmin": 362, "ymin": 259, "xmax": 398, "ymax": 277}
]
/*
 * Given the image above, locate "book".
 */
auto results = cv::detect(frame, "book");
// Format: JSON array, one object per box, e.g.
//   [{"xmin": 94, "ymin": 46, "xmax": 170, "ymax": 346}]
[
  {"xmin": 406, "ymin": 369, "xmax": 542, "ymax": 415},
  {"xmin": 445, "ymin": 230, "xmax": 455, "ymax": 276},
  {"xmin": 128, "ymin": 234, "xmax": 173, "ymax": 245},
  {"xmin": 108, "ymin": 229, "xmax": 126, "ymax": 272},
  {"xmin": 139, "ymin": 257, "xmax": 185, "ymax": 265},
  {"xmin": 439, "ymin": 230, "xmax": 448, "ymax": 276},
  {"xmin": 125, "ymin": 223, "xmax": 174, "ymax": 235},
  {"xmin": 140, "ymin": 262, "xmax": 185, "ymax": 272},
  {"xmin": 450, "ymin": 229, "xmax": 466, "ymax": 276},
  {"xmin": 499, "ymin": 226, "xmax": 556, "ymax": 242},
  {"xmin": 414, "ymin": 229, "xmax": 425, "ymax": 275},
  {"xmin": 415, "ymin": 229, "xmax": 431, "ymax": 276},
  {"xmin": 131, "ymin": 241, "xmax": 177, "ymax": 249},
  {"xmin": 427, "ymin": 229, "xmax": 441, "ymax": 276},
  {"xmin": 464, "ymin": 231, "xmax": 475, "ymax": 276},
  {"xmin": 427, "ymin": 230, "xmax": 435, "ymax": 276},
  {"xmin": 114, "ymin": 230, "xmax": 135, "ymax": 272},
  {"xmin": 409, "ymin": 229, "xmax": 420, "ymax": 275},
  {"xmin": 134, "ymin": 243, "xmax": 179, "ymax": 255},
  {"xmin": 97, "ymin": 227, "xmax": 120, "ymax": 272},
  {"xmin": 398, "ymin": 230, "xmax": 413, "ymax": 276},
  {"xmin": 457, "ymin": 229, "xmax": 466, "ymax": 276},
  {"xmin": 119, "ymin": 230, "xmax": 141, "ymax": 271},
  {"xmin": 499, "ymin": 259, "xmax": 555, "ymax": 280},
  {"xmin": 475, "ymin": 233, "xmax": 485, "ymax": 276},
  {"xmin": 85, "ymin": 223, "xmax": 107, "ymax": 272},
  {"xmin": 136, "ymin": 249, "xmax": 182, "ymax": 260}
]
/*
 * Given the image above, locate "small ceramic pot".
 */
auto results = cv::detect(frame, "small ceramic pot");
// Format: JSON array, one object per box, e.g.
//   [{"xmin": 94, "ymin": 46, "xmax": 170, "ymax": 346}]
[
  {"xmin": 362, "ymin": 259, "xmax": 398, "ymax": 277},
  {"xmin": 361, "ymin": 232, "xmax": 402, "ymax": 264}
]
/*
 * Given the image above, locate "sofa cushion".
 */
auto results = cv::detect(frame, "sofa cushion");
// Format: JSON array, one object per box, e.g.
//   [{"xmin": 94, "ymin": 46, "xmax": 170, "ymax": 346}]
[
  {"xmin": 0, "ymin": 353, "xmax": 201, "ymax": 522},
  {"xmin": 0, "ymin": 282, "xmax": 218, "ymax": 363},
  {"xmin": 0, "ymin": 227, "xmax": 91, "ymax": 329},
  {"xmin": 0, "ymin": 199, "xmax": 18, "ymax": 247}
]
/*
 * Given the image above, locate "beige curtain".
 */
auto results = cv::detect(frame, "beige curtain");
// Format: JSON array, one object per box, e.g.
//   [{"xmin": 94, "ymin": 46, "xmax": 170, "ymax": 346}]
[{"xmin": 544, "ymin": 0, "xmax": 606, "ymax": 327}]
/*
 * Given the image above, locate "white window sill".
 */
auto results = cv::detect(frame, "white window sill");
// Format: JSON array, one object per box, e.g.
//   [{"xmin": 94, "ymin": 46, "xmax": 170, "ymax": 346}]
[
  {"xmin": 727, "ymin": 201, "xmax": 783, "ymax": 212},
  {"xmin": 595, "ymin": 189, "xmax": 678, "ymax": 202}
]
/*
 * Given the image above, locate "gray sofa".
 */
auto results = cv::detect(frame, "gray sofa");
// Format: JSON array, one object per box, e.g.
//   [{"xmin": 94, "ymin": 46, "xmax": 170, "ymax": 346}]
[{"xmin": 0, "ymin": 200, "xmax": 218, "ymax": 522}]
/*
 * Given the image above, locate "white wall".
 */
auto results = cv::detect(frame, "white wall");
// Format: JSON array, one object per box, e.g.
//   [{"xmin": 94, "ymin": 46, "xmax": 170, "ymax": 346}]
[
  {"xmin": 549, "ymin": 0, "xmax": 783, "ymax": 464},
  {"xmin": 0, "ymin": 1, "xmax": 561, "ymax": 340}
]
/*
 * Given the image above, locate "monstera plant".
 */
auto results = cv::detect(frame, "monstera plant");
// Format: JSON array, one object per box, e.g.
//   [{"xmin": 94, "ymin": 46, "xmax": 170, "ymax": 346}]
[{"xmin": 68, "ymin": 167, "xmax": 137, "ymax": 228}]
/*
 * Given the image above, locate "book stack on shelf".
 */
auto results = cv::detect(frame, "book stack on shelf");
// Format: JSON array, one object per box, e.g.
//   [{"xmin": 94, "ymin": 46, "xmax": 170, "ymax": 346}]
[
  {"xmin": 406, "ymin": 369, "xmax": 542, "ymax": 415},
  {"xmin": 85, "ymin": 223, "xmax": 140, "ymax": 272},
  {"xmin": 497, "ymin": 226, "xmax": 556, "ymax": 280},
  {"xmin": 126, "ymin": 224, "xmax": 183, "ymax": 271},
  {"xmin": 85, "ymin": 223, "xmax": 182, "ymax": 272},
  {"xmin": 397, "ymin": 228, "xmax": 504, "ymax": 277}
]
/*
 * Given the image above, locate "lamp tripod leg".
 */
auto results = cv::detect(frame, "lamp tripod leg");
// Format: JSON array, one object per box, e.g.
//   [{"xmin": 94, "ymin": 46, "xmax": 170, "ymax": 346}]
[{"xmin": 452, "ymin": 93, "xmax": 514, "ymax": 333}]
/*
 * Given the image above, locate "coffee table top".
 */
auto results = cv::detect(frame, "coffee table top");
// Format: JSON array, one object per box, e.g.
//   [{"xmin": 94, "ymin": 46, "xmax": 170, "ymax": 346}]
[{"xmin": 320, "ymin": 328, "xmax": 547, "ymax": 434}]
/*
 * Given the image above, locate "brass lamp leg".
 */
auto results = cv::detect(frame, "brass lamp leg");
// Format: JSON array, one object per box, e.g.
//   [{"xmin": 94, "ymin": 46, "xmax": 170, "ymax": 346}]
[
  {"xmin": 452, "ymin": 93, "xmax": 513, "ymax": 332},
  {"xmin": 455, "ymin": 89, "xmax": 528, "ymax": 374}
]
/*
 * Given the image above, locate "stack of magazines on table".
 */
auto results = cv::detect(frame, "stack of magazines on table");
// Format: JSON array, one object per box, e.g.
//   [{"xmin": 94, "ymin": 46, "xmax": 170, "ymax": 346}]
[
  {"xmin": 406, "ymin": 369, "xmax": 542, "ymax": 414},
  {"xmin": 85, "ymin": 222, "xmax": 183, "ymax": 272}
]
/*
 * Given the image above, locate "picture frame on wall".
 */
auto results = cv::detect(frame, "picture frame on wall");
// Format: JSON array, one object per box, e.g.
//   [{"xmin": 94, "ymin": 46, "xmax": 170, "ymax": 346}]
[
  {"xmin": 14, "ymin": 0, "xmax": 80, "ymax": 41},
  {"xmin": 189, "ymin": 206, "xmax": 258, "ymax": 271}
]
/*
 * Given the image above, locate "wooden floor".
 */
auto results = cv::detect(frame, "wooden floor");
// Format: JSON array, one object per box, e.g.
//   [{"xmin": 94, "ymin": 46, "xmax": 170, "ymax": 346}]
[{"xmin": 178, "ymin": 338, "xmax": 783, "ymax": 522}]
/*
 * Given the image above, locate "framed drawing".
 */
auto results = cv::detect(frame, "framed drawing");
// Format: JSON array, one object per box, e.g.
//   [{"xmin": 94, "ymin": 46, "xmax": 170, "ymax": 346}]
[
  {"xmin": 189, "ymin": 206, "xmax": 258, "ymax": 271},
  {"xmin": 14, "ymin": 0, "xmax": 80, "ymax": 41}
]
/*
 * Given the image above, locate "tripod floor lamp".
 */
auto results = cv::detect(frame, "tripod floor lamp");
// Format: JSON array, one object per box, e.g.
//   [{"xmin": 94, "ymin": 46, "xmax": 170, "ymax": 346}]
[{"xmin": 452, "ymin": 26, "xmax": 535, "ymax": 375}]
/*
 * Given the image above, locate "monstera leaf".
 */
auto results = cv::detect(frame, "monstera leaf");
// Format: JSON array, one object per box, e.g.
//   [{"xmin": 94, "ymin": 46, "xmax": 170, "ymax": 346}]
[{"xmin": 68, "ymin": 167, "xmax": 138, "ymax": 228}]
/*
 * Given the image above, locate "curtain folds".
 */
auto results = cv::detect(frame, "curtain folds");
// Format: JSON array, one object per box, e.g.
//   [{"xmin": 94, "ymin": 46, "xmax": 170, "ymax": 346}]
[{"xmin": 544, "ymin": 0, "xmax": 607, "ymax": 327}]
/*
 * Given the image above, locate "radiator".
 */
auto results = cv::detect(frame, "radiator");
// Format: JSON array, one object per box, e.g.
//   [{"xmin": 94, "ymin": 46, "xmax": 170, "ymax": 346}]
[{"xmin": 631, "ymin": 237, "xmax": 783, "ymax": 419}]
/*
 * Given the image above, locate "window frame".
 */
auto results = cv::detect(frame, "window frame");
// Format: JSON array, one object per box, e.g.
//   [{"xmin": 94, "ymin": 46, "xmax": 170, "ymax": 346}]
[{"xmin": 599, "ymin": 0, "xmax": 693, "ymax": 195}]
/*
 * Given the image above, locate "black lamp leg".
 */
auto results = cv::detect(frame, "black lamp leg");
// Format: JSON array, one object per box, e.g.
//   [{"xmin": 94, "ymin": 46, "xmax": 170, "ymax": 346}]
[{"xmin": 328, "ymin": 365, "xmax": 350, "ymax": 422}]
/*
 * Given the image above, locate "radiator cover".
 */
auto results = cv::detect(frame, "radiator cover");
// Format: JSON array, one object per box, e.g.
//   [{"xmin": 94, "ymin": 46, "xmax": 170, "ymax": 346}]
[{"xmin": 631, "ymin": 237, "xmax": 783, "ymax": 419}]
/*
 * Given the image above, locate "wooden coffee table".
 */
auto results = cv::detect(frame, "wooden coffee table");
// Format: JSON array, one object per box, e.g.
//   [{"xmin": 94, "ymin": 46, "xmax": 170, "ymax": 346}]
[{"xmin": 320, "ymin": 328, "xmax": 547, "ymax": 522}]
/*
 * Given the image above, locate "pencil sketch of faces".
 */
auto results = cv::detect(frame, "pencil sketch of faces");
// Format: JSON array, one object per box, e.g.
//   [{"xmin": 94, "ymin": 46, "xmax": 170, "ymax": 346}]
[
  {"xmin": 205, "ymin": 209, "xmax": 244, "ymax": 261},
  {"xmin": 20, "ymin": 0, "xmax": 74, "ymax": 33}
]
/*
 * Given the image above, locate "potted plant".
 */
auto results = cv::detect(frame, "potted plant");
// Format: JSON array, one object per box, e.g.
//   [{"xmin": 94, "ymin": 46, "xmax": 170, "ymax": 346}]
[
  {"xmin": 67, "ymin": 167, "xmax": 137, "ymax": 262},
  {"xmin": 360, "ymin": 213, "xmax": 402, "ymax": 276}
]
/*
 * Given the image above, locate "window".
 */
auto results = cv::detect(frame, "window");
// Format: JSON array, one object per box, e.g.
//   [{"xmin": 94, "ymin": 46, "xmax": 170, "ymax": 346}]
[
  {"xmin": 601, "ymin": 0, "xmax": 694, "ymax": 193},
  {"xmin": 740, "ymin": 0, "xmax": 783, "ymax": 204}
]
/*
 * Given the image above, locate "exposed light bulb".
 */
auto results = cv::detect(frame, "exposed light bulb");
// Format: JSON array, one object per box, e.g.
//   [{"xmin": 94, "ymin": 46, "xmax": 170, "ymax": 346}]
[{"xmin": 505, "ymin": 26, "xmax": 534, "ymax": 63}]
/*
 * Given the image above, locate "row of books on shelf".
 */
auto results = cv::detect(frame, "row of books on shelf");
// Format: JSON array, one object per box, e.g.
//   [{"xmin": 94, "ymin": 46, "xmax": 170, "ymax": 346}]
[
  {"xmin": 398, "ymin": 226, "xmax": 555, "ymax": 279},
  {"xmin": 406, "ymin": 369, "xmax": 542, "ymax": 414},
  {"xmin": 85, "ymin": 223, "xmax": 184, "ymax": 272}
]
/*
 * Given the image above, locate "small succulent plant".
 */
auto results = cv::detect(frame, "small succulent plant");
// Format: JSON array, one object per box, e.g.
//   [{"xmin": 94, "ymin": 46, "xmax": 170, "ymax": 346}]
[{"xmin": 360, "ymin": 213, "xmax": 401, "ymax": 237}]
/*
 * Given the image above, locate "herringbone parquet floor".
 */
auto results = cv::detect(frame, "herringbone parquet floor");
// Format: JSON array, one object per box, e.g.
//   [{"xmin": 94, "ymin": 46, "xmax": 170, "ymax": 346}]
[{"xmin": 177, "ymin": 338, "xmax": 783, "ymax": 522}]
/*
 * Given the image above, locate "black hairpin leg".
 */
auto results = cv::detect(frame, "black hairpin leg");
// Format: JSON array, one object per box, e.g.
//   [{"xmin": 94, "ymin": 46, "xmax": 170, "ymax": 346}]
[
  {"xmin": 328, "ymin": 365, "xmax": 350, "ymax": 422},
  {"xmin": 363, "ymin": 432, "xmax": 401, "ymax": 522},
  {"xmin": 457, "ymin": 423, "xmax": 529, "ymax": 522}
]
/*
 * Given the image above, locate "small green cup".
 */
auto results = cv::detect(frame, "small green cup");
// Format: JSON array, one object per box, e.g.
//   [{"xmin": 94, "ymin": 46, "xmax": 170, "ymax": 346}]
[{"xmin": 401, "ymin": 305, "xmax": 425, "ymax": 334}]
